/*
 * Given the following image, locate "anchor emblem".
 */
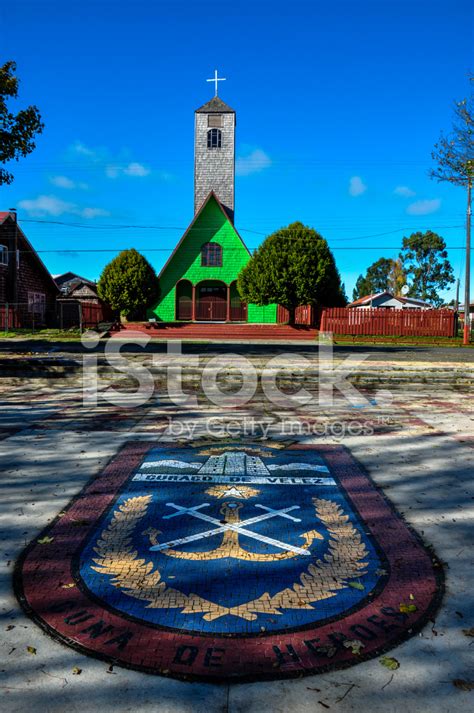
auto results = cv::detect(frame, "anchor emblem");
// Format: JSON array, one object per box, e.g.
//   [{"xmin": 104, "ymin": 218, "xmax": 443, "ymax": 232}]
[{"xmin": 144, "ymin": 501, "xmax": 323, "ymax": 561}]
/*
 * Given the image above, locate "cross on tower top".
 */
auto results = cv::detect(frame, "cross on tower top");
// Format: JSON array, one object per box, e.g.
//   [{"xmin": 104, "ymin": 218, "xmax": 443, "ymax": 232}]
[{"xmin": 206, "ymin": 69, "xmax": 226, "ymax": 97}]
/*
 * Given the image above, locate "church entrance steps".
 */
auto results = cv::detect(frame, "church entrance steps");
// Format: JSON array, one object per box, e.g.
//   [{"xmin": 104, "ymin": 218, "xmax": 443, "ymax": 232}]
[{"xmin": 113, "ymin": 322, "xmax": 319, "ymax": 341}]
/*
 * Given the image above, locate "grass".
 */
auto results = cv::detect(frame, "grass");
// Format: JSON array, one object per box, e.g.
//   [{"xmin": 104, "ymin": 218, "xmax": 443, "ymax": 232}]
[
  {"xmin": 0, "ymin": 328, "xmax": 82, "ymax": 340},
  {"xmin": 331, "ymin": 334, "xmax": 473, "ymax": 347}
]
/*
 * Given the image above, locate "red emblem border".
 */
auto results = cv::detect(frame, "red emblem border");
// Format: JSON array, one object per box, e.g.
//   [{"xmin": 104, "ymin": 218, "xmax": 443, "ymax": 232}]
[{"xmin": 14, "ymin": 442, "xmax": 444, "ymax": 681}]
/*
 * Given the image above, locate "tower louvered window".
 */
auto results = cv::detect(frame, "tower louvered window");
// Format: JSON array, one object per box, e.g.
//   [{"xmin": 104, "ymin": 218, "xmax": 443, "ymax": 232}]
[{"xmin": 208, "ymin": 114, "xmax": 222, "ymax": 128}]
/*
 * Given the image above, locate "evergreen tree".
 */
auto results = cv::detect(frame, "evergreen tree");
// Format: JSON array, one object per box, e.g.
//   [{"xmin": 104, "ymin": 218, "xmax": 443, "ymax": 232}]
[
  {"xmin": 237, "ymin": 222, "xmax": 346, "ymax": 323},
  {"xmin": 399, "ymin": 231, "xmax": 454, "ymax": 307},
  {"xmin": 0, "ymin": 61, "xmax": 44, "ymax": 185},
  {"xmin": 97, "ymin": 249, "xmax": 160, "ymax": 320}
]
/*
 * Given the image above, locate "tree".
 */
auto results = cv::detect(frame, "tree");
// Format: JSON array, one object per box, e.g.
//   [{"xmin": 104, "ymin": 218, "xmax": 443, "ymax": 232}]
[
  {"xmin": 430, "ymin": 77, "xmax": 473, "ymax": 341},
  {"xmin": 430, "ymin": 81, "xmax": 473, "ymax": 189},
  {"xmin": 237, "ymin": 222, "xmax": 346, "ymax": 323},
  {"xmin": 0, "ymin": 61, "xmax": 44, "ymax": 185},
  {"xmin": 97, "ymin": 249, "xmax": 160, "ymax": 320},
  {"xmin": 399, "ymin": 231, "xmax": 454, "ymax": 307},
  {"xmin": 352, "ymin": 257, "xmax": 404, "ymax": 300},
  {"xmin": 387, "ymin": 258, "xmax": 407, "ymax": 296}
]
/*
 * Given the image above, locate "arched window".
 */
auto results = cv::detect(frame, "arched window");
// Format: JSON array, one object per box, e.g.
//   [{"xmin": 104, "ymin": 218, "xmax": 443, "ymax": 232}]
[
  {"xmin": 201, "ymin": 242, "xmax": 223, "ymax": 267},
  {"xmin": 207, "ymin": 128, "xmax": 222, "ymax": 149}
]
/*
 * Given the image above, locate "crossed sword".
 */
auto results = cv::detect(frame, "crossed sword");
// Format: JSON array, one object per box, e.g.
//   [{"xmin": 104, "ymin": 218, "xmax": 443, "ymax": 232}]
[{"xmin": 149, "ymin": 502, "xmax": 311, "ymax": 557}]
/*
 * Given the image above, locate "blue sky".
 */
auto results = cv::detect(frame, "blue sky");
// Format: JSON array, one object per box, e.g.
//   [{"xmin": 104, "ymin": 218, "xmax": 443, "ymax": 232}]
[{"xmin": 1, "ymin": 0, "xmax": 473, "ymax": 300}]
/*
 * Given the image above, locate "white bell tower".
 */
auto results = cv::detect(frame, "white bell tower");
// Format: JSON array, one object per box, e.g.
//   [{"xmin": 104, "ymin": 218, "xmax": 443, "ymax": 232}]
[{"xmin": 194, "ymin": 71, "xmax": 236, "ymax": 221}]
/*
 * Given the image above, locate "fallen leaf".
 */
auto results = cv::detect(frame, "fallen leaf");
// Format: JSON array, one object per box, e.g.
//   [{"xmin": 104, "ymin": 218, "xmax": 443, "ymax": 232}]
[
  {"xmin": 61, "ymin": 583, "xmax": 76, "ymax": 589},
  {"xmin": 72, "ymin": 666, "xmax": 82, "ymax": 675},
  {"xmin": 462, "ymin": 628, "xmax": 474, "ymax": 637},
  {"xmin": 315, "ymin": 645, "xmax": 338, "ymax": 658},
  {"xmin": 380, "ymin": 656, "xmax": 400, "ymax": 671},
  {"xmin": 453, "ymin": 679, "xmax": 474, "ymax": 691},
  {"xmin": 375, "ymin": 568, "xmax": 388, "ymax": 576},
  {"xmin": 399, "ymin": 603, "xmax": 417, "ymax": 613},
  {"xmin": 27, "ymin": 646, "xmax": 37, "ymax": 655},
  {"xmin": 348, "ymin": 581, "xmax": 365, "ymax": 591},
  {"xmin": 343, "ymin": 639, "xmax": 365, "ymax": 655},
  {"xmin": 409, "ymin": 593, "xmax": 415, "ymax": 600},
  {"xmin": 37, "ymin": 536, "xmax": 54, "ymax": 545}
]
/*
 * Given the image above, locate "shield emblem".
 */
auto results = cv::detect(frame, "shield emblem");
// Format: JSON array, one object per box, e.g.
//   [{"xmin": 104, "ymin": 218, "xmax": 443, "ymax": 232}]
[{"xmin": 15, "ymin": 442, "xmax": 443, "ymax": 680}]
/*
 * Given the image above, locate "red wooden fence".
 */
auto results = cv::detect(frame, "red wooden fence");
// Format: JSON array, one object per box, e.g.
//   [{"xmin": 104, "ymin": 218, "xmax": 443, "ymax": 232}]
[
  {"xmin": 320, "ymin": 307, "xmax": 456, "ymax": 337},
  {"xmin": 0, "ymin": 303, "xmax": 50, "ymax": 330},
  {"xmin": 58, "ymin": 300, "xmax": 115, "ymax": 329},
  {"xmin": 277, "ymin": 304, "xmax": 315, "ymax": 325}
]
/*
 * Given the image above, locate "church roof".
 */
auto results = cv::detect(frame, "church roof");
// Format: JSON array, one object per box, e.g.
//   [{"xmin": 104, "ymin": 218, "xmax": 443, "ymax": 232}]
[
  {"xmin": 195, "ymin": 96, "xmax": 235, "ymax": 113},
  {"xmin": 157, "ymin": 191, "xmax": 249, "ymax": 280}
]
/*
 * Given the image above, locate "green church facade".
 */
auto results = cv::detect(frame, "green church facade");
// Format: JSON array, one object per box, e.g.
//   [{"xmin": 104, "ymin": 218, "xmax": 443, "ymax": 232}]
[{"xmin": 150, "ymin": 193, "xmax": 277, "ymax": 323}]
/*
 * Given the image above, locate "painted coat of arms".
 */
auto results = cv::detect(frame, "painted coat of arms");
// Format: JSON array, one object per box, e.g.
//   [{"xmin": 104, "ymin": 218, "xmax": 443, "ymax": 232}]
[{"xmin": 15, "ymin": 442, "xmax": 443, "ymax": 681}]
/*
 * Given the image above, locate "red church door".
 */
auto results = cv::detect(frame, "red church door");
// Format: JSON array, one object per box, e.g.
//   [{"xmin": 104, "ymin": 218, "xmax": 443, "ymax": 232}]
[{"xmin": 196, "ymin": 284, "xmax": 227, "ymax": 321}]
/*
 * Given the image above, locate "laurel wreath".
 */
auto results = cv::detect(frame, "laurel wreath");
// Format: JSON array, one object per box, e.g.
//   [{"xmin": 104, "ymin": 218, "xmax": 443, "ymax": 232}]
[{"xmin": 92, "ymin": 495, "xmax": 368, "ymax": 622}]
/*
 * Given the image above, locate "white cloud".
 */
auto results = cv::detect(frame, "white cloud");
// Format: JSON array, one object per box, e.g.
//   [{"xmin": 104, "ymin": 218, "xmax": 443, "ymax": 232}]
[
  {"xmin": 71, "ymin": 141, "xmax": 97, "ymax": 158},
  {"xmin": 50, "ymin": 175, "xmax": 75, "ymax": 189},
  {"xmin": 349, "ymin": 176, "xmax": 367, "ymax": 197},
  {"xmin": 106, "ymin": 161, "xmax": 151, "ymax": 179},
  {"xmin": 394, "ymin": 185, "xmax": 416, "ymax": 198},
  {"xmin": 18, "ymin": 194, "xmax": 109, "ymax": 220},
  {"xmin": 406, "ymin": 198, "xmax": 441, "ymax": 215},
  {"xmin": 50, "ymin": 175, "xmax": 89, "ymax": 190},
  {"xmin": 70, "ymin": 141, "xmax": 152, "ymax": 180},
  {"xmin": 124, "ymin": 162, "xmax": 151, "ymax": 177},
  {"xmin": 81, "ymin": 207, "xmax": 110, "ymax": 218},
  {"xmin": 236, "ymin": 149, "xmax": 272, "ymax": 176},
  {"xmin": 18, "ymin": 195, "xmax": 76, "ymax": 217}
]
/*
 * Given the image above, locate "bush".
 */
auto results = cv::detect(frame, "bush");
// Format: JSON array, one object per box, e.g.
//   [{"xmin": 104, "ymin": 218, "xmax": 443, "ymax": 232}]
[{"xmin": 97, "ymin": 249, "xmax": 159, "ymax": 320}]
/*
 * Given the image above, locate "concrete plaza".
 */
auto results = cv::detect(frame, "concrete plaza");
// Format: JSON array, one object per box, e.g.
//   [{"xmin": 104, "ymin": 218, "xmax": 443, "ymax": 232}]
[{"xmin": 0, "ymin": 342, "xmax": 473, "ymax": 712}]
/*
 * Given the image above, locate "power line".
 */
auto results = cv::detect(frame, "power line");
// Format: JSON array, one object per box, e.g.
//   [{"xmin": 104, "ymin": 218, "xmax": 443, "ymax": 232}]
[
  {"xmin": 18, "ymin": 219, "xmax": 465, "ymax": 243},
  {"xmin": 9, "ymin": 246, "xmax": 473, "ymax": 255}
]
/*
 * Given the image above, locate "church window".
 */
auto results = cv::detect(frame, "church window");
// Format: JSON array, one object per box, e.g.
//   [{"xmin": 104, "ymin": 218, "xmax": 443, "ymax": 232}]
[
  {"xmin": 0, "ymin": 245, "xmax": 8, "ymax": 265},
  {"xmin": 208, "ymin": 114, "xmax": 222, "ymax": 128},
  {"xmin": 28, "ymin": 291, "xmax": 46, "ymax": 314},
  {"xmin": 207, "ymin": 128, "xmax": 222, "ymax": 149},
  {"xmin": 201, "ymin": 242, "xmax": 223, "ymax": 267}
]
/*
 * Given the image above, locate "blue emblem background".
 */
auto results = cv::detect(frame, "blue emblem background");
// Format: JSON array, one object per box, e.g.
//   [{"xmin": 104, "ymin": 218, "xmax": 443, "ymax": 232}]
[{"xmin": 79, "ymin": 445, "xmax": 383, "ymax": 634}]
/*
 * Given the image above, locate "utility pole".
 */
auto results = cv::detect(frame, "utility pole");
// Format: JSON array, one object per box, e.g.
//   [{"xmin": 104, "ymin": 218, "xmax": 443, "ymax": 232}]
[
  {"xmin": 464, "ymin": 175, "xmax": 472, "ymax": 345},
  {"xmin": 455, "ymin": 278, "xmax": 460, "ymax": 312}
]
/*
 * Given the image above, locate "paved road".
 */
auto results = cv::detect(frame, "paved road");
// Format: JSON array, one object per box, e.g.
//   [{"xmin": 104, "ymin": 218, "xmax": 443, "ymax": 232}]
[{"xmin": 0, "ymin": 338, "xmax": 473, "ymax": 363}]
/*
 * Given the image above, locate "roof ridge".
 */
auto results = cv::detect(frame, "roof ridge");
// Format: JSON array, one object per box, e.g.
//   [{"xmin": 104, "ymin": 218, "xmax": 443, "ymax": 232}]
[{"xmin": 195, "ymin": 96, "xmax": 235, "ymax": 113}]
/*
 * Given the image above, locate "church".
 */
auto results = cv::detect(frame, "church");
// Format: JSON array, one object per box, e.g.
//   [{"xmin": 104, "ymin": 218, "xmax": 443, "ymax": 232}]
[{"xmin": 150, "ymin": 77, "xmax": 278, "ymax": 324}]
